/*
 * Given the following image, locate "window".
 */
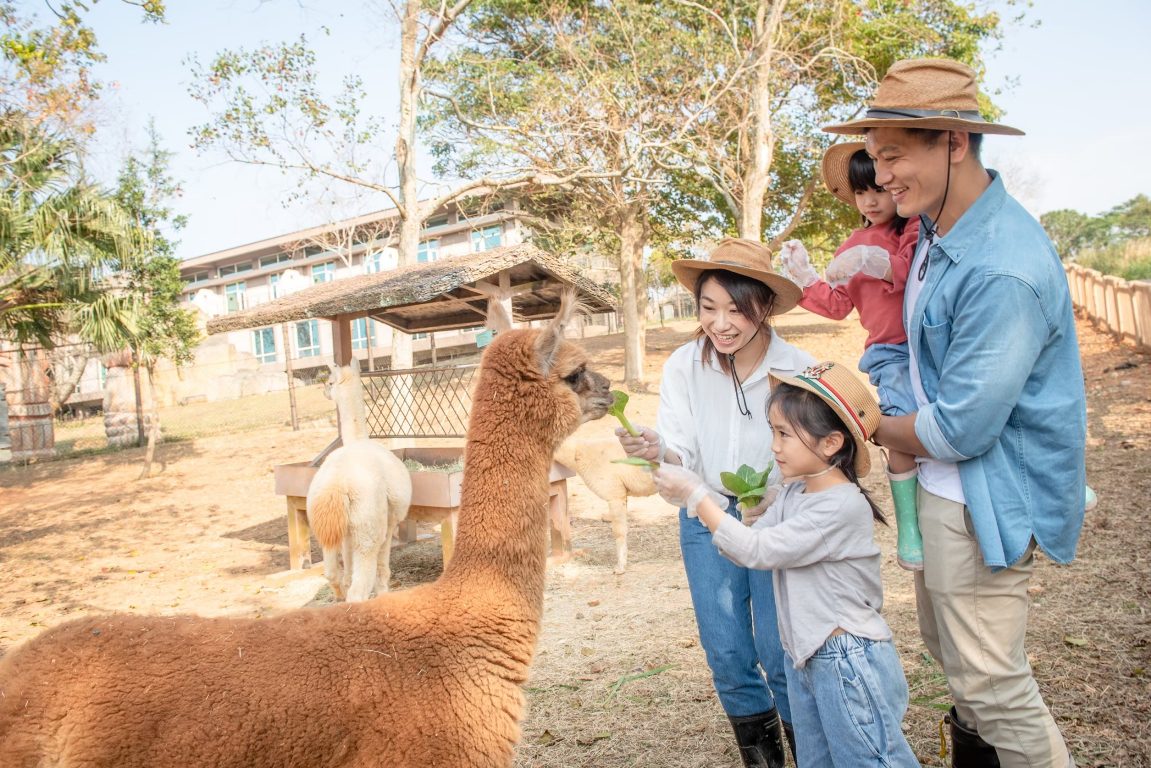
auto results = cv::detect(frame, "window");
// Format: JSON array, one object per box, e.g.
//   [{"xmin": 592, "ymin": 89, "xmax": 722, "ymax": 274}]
[
  {"xmin": 471, "ymin": 224, "xmax": 503, "ymax": 252},
  {"xmin": 218, "ymin": 262, "xmax": 252, "ymax": 278},
  {"xmin": 362, "ymin": 250, "xmax": 384, "ymax": 274},
  {"xmin": 252, "ymin": 327, "xmax": 277, "ymax": 363},
  {"xmin": 423, "ymin": 215, "xmax": 450, "ymax": 230},
  {"xmin": 268, "ymin": 272, "xmax": 283, "ymax": 299},
  {"xmin": 186, "ymin": 270, "xmax": 210, "ymax": 284},
  {"xmin": 259, "ymin": 253, "xmax": 292, "ymax": 269},
  {"xmin": 224, "ymin": 282, "xmax": 246, "ymax": 313},
  {"xmin": 351, "ymin": 318, "xmax": 376, "ymax": 350},
  {"xmin": 417, "ymin": 238, "xmax": 440, "ymax": 263},
  {"xmin": 312, "ymin": 262, "xmax": 336, "ymax": 284},
  {"xmin": 295, "ymin": 320, "xmax": 321, "ymax": 358}
]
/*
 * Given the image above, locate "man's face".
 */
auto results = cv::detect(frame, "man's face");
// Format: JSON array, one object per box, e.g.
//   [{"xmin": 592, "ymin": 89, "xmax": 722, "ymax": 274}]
[{"xmin": 865, "ymin": 128, "xmax": 950, "ymax": 220}]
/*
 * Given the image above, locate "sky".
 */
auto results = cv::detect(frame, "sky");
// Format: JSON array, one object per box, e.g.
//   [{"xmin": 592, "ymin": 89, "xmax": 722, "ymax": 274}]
[{"xmin": 57, "ymin": 0, "xmax": 1151, "ymax": 260}]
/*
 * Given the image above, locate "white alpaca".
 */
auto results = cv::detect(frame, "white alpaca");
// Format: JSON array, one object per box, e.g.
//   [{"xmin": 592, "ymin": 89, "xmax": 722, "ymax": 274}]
[
  {"xmin": 554, "ymin": 436, "xmax": 656, "ymax": 573},
  {"xmin": 307, "ymin": 363, "xmax": 413, "ymax": 602}
]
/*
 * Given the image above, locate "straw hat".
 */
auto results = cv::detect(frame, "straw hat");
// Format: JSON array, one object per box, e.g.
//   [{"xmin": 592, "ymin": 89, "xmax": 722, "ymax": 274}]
[
  {"xmin": 821, "ymin": 142, "xmax": 868, "ymax": 207},
  {"xmin": 770, "ymin": 361, "xmax": 880, "ymax": 476},
  {"xmin": 823, "ymin": 58, "xmax": 1023, "ymax": 137},
  {"xmin": 671, "ymin": 238, "xmax": 801, "ymax": 315}
]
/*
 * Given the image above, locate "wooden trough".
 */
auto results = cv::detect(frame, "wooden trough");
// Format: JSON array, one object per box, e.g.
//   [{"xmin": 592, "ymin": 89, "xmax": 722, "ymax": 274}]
[{"xmin": 274, "ymin": 445, "xmax": 576, "ymax": 571}]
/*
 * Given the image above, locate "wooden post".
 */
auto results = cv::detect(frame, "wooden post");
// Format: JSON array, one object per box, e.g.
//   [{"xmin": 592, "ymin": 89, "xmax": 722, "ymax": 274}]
[{"xmin": 282, "ymin": 323, "xmax": 299, "ymax": 431}]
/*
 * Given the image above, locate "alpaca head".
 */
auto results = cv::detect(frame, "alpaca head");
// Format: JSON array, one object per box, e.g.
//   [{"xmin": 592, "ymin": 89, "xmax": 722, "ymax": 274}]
[{"xmin": 475, "ymin": 290, "xmax": 612, "ymax": 448}]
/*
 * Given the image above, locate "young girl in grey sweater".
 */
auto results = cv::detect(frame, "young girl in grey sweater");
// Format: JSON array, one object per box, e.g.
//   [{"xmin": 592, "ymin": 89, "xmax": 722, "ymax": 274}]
[{"xmin": 653, "ymin": 361, "xmax": 920, "ymax": 767}]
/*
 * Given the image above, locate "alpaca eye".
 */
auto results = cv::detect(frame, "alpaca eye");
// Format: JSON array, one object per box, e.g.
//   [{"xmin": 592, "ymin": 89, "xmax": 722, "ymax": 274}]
[{"xmin": 563, "ymin": 368, "xmax": 584, "ymax": 386}]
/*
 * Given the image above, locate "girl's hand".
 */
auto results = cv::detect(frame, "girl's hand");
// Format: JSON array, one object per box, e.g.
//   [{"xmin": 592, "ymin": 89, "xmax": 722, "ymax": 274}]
[
  {"xmin": 826, "ymin": 244, "xmax": 893, "ymax": 286},
  {"xmin": 778, "ymin": 240, "xmax": 819, "ymax": 288},
  {"xmin": 615, "ymin": 425, "xmax": 665, "ymax": 463},
  {"xmin": 738, "ymin": 484, "xmax": 782, "ymax": 526},
  {"xmin": 653, "ymin": 465, "xmax": 725, "ymax": 518}
]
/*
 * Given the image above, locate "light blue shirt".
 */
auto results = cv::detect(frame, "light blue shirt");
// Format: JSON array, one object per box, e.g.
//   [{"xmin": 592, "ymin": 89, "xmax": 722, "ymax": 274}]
[{"xmin": 908, "ymin": 171, "xmax": 1086, "ymax": 569}]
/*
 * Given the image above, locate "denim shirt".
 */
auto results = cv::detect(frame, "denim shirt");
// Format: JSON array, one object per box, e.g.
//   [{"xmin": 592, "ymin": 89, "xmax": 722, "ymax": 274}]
[{"xmin": 909, "ymin": 172, "xmax": 1086, "ymax": 569}]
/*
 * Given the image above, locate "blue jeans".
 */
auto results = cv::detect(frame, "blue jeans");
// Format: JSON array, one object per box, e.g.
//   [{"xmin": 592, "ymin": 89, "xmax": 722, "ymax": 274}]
[
  {"xmin": 858, "ymin": 342, "xmax": 915, "ymax": 417},
  {"xmin": 679, "ymin": 498, "xmax": 790, "ymax": 722},
  {"xmin": 785, "ymin": 634, "xmax": 919, "ymax": 767}
]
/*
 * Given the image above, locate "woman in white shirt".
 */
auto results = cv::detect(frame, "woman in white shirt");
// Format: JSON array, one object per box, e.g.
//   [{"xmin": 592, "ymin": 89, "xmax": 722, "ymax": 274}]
[{"xmin": 618, "ymin": 238, "xmax": 813, "ymax": 767}]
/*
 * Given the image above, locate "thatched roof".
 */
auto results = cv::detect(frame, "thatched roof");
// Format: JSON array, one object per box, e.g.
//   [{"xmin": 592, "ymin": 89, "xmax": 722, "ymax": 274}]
[{"xmin": 206, "ymin": 243, "xmax": 616, "ymax": 335}]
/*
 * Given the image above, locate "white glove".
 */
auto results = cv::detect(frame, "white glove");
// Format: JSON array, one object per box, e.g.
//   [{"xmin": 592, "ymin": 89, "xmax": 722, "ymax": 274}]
[
  {"xmin": 653, "ymin": 464, "xmax": 726, "ymax": 518},
  {"xmin": 778, "ymin": 239, "xmax": 819, "ymax": 288},
  {"xmin": 738, "ymin": 484, "xmax": 782, "ymax": 527},
  {"xmin": 825, "ymin": 244, "xmax": 893, "ymax": 287},
  {"xmin": 615, "ymin": 425, "xmax": 665, "ymax": 463}
]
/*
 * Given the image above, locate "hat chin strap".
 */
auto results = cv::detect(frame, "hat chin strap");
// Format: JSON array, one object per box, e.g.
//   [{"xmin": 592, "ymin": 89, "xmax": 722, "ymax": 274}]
[
  {"xmin": 725, "ymin": 318, "xmax": 769, "ymax": 419},
  {"xmin": 918, "ymin": 131, "xmax": 952, "ymax": 281}
]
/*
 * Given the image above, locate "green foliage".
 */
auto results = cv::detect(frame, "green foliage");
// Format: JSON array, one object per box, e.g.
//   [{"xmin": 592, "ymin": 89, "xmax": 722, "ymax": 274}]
[
  {"xmin": 113, "ymin": 121, "xmax": 200, "ymax": 367},
  {"xmin": 0, "ymin": 0, "xmax": 165, "ymax": 133},
  {"xmin": 0, "ymin": 111, "xmax": 140, "ymax": 347},
  {"xmin": 720, "ymin": 463, "xmax": 774, "ymax": 509},
  {"xmin": 1075, "ymin": 237, "xmax": 1151, "ymax": 282},
  {"xmin": 1042, "ymin": 195, "xmax": 1151, "ymax": 261}
]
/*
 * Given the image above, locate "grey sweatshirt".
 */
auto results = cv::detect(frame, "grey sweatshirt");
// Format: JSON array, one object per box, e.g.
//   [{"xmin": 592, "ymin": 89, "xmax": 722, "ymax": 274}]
[{"xmin": 711, "ymin": 481, "xmax": 892, "ymax": 668}]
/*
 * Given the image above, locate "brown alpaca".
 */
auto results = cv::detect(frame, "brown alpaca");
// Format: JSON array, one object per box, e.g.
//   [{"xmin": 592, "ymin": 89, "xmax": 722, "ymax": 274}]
[{"xmin": 0, "ymin": 292, "xmax": 613, "ymax": 768}]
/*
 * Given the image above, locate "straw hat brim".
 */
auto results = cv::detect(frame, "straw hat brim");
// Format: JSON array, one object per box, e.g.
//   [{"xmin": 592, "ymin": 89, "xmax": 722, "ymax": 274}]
[
  {"xmin": 672, "ymin": 260, "xmax": 802, "ymax": 315},
  {"xmin": 823, "ymin": 115, "xmax": 1024, "ymax": 136},
  {"xmin": 821, "ymin": 142, "xmax": 867, "ymax": 208},
  {"xmin": 769, "ymin": 369, "xmax": 875, "ymax": 476}
]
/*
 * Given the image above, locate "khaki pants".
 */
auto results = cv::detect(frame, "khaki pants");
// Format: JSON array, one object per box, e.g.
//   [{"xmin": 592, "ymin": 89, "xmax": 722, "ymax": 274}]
[{"xmin": 914, "ymin": 488, "xmax": 1071, "ymax": 768}]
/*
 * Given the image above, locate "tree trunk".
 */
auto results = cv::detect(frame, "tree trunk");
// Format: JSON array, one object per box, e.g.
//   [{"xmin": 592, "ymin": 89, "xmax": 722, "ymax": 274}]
[
  {"xmin": 138, "ymin": 365, "xmax": 161, "ymax": 480},
  {"xmin": 391, "ymin": 0, "xmax": 422, "ymax": 373},
  {"xmin": 619, "ymin": 204, "xmax": 648, "ymax": 390},
  {"xmin": 739, "ymin": 0, "xmax": 786, "ymax": 241}
]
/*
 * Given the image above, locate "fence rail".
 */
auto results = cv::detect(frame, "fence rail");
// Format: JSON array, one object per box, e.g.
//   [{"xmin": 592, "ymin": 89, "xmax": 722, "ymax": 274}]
[{"xmin": 1065, "ymin": 264, "xmax": 1151, "ymax": 349}]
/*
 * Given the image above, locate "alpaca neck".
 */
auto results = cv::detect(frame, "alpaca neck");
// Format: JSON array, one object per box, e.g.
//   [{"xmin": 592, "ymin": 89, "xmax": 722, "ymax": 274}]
[
  {"xmin": 441, "ymin": 423, "xmax": 554, "ymax": 620},
  {"xmin": 335, "ymin": 386, "xmax": 370, "ymax": 442}
]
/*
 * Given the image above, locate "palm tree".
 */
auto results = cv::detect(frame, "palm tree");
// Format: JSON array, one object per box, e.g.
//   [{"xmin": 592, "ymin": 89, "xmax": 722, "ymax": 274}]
[{"xmin": 0, "ymin": 110, "xmax": 141, "ymax": 351}]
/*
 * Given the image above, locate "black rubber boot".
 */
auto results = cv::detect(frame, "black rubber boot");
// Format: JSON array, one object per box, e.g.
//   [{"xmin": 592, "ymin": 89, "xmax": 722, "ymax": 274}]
[
  {"xmin": 782, "ymin": 720, "xmax": 797, "ymax": 764},
  {"xmin": 729, "ymin": 709, "xmax": 787, "ymax": 768},
  {"xmin": 947, "ymin": 707, "xmax": 1001, "ymax": 767}
]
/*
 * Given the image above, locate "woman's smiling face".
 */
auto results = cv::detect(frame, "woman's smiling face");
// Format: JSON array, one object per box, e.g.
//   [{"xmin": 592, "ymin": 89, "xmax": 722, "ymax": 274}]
[{"xmin": 698, "ymin": 276, "xmax": 763, "ymax": 356}]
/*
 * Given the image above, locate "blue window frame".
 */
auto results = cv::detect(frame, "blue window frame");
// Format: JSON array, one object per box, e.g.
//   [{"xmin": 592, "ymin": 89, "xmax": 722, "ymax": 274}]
[
  {"xmin": 471, "ymin": 224, "xmax": 502, "ymax": 252},
  {"xmin": 312, "ymin": 262, "xmax": 336, "ymax": 284},
  {"xmin": 224, "ymin": 282, "xmax": 246, "ymax": 313},
  {"xmin": 295, "ymin": 319, "xmax": 321, "ymax": 358},
  {"xmin": 351, "ymin": 318, "xmax": 376, "ymax": 350},
  {"xmin": 417, "ymin": 238, "xmax": 440, "ymax": 263},
  {"xmin": 252, "ymin": 327, "xmax": 277, "ymax": 363}
]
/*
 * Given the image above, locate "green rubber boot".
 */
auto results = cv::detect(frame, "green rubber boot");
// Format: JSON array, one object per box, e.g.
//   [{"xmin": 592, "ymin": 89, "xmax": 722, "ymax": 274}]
[{"xmin": 888, "ymin": 468, "xmax": 923, "ymax": 571}]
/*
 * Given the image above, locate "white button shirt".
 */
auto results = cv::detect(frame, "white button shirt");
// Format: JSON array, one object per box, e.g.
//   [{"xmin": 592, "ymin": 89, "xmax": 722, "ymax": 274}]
[{"xmin": 657, "ymin": 330, "xmax": 816, "ymax": 493}]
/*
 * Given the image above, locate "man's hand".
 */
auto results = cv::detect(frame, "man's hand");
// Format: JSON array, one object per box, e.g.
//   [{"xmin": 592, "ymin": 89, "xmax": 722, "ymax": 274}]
[
  {"xmin": 778, "ymin": 239, "xmax": 819, "ymax": 288},
  {"xmin": 615, "ymin": 425, "xmax": 664, "ymax": 463},
  {"xmin": 826, "ymin": 244, "xmax": 893, "ymax": 286}
]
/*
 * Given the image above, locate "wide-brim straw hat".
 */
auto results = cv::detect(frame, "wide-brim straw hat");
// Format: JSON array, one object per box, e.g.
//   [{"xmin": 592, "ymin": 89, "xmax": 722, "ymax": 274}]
[
  {"xmin": 671, "ymin": 238, "xmax": 802, "ymax": 315},
  {"xmin": 770, "ymin": 361, "xmax": 880, "ymax": 476},
  {"xmin": 823, "ymin": 58, "xmax": 1023, "ymax": 137},
  {"xmin": 821, "ymin": 142, "xmax": 868, "ymax": 207}
]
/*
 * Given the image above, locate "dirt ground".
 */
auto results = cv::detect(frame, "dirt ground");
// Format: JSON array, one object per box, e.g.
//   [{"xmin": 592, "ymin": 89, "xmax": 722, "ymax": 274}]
[{"xmin": 2, "ymin": 310, "xmax": 1149, "ymax": 767}]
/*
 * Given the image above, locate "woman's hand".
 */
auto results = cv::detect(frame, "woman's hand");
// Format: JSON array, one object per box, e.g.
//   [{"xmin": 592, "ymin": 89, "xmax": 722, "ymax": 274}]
[{"xmin": 615, "ymin": 425, "xmax": 665, "ymax": 463}]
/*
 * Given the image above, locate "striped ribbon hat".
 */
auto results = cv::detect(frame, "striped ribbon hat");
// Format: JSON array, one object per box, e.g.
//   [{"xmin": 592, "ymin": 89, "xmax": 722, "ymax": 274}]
[{"xmin": 770, "ymin": 361, "xmax": 881, "ymax": 476}]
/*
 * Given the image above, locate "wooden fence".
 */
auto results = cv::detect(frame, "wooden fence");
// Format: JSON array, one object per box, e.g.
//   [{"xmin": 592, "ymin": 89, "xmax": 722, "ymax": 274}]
[{"xmin": 1065, "ymin": 264, "xmax": 1151, "ymax": 349}]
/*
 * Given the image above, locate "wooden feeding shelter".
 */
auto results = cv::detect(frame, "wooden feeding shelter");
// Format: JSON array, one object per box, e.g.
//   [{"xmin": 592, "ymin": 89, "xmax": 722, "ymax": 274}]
[{"xmin": 205, "ymin": 242, "xmax": 616, "ymax": 571}]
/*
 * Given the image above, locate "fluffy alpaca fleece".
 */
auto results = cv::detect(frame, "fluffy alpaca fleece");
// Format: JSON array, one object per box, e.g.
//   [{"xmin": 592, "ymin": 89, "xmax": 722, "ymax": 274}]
[
  {"xmin": 309, "ymin": 363, "xmax": 412, "ymax": 602},
  {"xmin": 0, "ymin": 292, "xmax": 613, "ymax": 768},
  {"xmin": 554, "ymin": 436, "xmax": 656, "ymax": 573}
]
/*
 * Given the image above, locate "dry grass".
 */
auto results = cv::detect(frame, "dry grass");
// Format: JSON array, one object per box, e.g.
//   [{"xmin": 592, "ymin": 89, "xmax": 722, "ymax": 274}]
[{"xmin": 2, "ymin": 311, "xmax": 1149, "ymax": 767}]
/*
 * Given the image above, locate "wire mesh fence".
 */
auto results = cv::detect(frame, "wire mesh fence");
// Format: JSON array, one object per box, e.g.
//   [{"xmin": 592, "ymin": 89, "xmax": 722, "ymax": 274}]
[{"xmin": 361, "ymin": 365, "xmax": 477, "ymax": 438}]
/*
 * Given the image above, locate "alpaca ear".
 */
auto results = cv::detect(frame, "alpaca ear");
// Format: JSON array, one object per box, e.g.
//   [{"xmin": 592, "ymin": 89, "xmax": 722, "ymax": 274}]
[
  {"xmin": 486, "ymin": 298, "xmax": 513, "ymax": 333},
  {"xmin": 536, "ymin": 290, "xmax": 578, "ymax": 375}
]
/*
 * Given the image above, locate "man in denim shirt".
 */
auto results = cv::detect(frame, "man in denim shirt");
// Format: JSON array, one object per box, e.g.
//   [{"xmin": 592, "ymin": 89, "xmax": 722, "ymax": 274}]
[{"xmin": 825, "ymin": 59, "xmax": 1084, "ymax": 767}]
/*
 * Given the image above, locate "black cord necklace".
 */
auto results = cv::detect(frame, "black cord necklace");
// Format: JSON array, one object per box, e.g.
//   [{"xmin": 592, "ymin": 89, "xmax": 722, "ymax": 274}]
[
  {"xmin": 727, "ymin": 325, "xmax": 766, "ymax": 420},
  {"xmin": 918, "ymin": 131, "xmax": 953, "ymax": 282}
]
